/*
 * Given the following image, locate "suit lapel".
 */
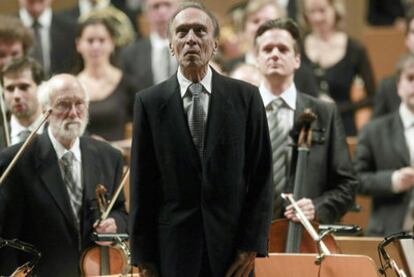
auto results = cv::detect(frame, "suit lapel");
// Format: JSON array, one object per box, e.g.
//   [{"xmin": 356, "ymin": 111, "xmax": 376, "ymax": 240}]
[
  {"xmin": 390, "ymin": 113, "xmax": 410, "ymax": 165},
  {"xmin": 36, "ymin": 133, "xmax": 78, "ymax": 232},
  {"xmin": 203, "ymin": 71, "xmax": 232, "ymax": 161},
  {"xmin": 158, "ymin": 76, "xmax": 201, "ymax": 166}
]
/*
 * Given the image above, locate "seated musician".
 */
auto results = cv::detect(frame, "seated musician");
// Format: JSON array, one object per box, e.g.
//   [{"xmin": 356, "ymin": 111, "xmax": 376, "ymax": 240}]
[
  {"xmin": 254, "ymin": 18, "xmax": 357, "ymax": 224},
  {"xmin": 0, "ymin": 74, "xmax": 128, "ymax": 276}
]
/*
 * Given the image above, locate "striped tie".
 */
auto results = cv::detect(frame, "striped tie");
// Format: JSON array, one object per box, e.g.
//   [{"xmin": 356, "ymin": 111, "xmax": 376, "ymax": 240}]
[
  {"xmin": 267, "ymin": 99, "xmax": 289, "ymax": 219},
  {"xmin": 188, "ymin": 83, "xmax": 205, "ymax": 158},
  {"xmin": 61, "ymin": 151, "xmax": 82, "ymax": 227}
]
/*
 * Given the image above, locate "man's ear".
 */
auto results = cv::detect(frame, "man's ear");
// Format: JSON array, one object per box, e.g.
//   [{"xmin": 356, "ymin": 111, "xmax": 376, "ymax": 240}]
[
  {"xmin": 169, "ymin": 43, "xmax": 175, "ymax": 56},
  {"xmin": 213, "ymin": 39, "xmax": 219, "ymax": 54}
]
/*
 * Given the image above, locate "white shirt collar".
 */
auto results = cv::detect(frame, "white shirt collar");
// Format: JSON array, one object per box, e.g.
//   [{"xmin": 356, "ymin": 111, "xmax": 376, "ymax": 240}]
[
  {"xmin": 48, "ymin": 127, "xmax": 81, "ymax": 162},
  {"xmin": 19, "ymin": 7, "xmax": 52, "ymax": 28},
  {"xmin": 259, "ymin": 82, "xmax": 297, "ymax": 111},
  {"xmin": 178, "ymin": 66, "xmax": 212, "ymax": 98},
  {"xmin": 150, "ymin": 32, "xmax": 169, "ymax": 49},
  {"xmin": 399, "ymin": 103, "xmax": 414, "ymax": 129},
  {"xmin": 10, "ymin": 114, "xmax": 45, "ymax": 142}
]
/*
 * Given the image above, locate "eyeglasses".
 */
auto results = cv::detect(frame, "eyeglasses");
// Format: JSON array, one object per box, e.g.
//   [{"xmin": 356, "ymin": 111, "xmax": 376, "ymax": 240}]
[{"xmin": 53, "ymin": 100, "xmax": 86, "ymax": 113}]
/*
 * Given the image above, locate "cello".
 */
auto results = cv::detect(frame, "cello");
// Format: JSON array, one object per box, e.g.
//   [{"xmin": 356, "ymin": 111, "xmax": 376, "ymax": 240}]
[
  {"xmin": 80, "ymin": 169, "xmax": 131, "ymax": 276},
  {"xmin": 268, "ymin": 109, "xmax": 339, "ymax": 254}
]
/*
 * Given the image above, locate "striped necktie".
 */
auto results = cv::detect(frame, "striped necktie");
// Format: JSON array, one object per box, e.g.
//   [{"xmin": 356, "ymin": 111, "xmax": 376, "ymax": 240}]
[
  {"xmin": 18, "ymin": 129, "xmax": 31, "ymax": 143},
  {"xmin": 61, "ymin": 151, "xmax": 82, "ymax": 227},
  {"xmin": 267, "ymin": 98, "xmax": 289, "ymax": 219},
  {"xmin": 32, "ymin": 20, "xmax": 44, "ymax": 67},
  {"xmin": 188, "ymin": 83, "xmax": 205, "ymax": 158}
]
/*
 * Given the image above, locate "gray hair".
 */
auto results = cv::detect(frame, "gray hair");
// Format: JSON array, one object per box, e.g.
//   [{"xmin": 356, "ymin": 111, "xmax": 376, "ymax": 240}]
[{"xmin": 37, "ymin": 75, "xmax": 90, "ymax": 112}]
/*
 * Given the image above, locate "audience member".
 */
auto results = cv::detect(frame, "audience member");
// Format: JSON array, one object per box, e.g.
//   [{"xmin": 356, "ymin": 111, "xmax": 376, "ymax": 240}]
[
  {"xmin": 354, "ymin": 54, "xmax": 414, "ymax": 236},
  {"xmin": 299, "ymin": 0, "xmax": 376, "ymax": 136}
]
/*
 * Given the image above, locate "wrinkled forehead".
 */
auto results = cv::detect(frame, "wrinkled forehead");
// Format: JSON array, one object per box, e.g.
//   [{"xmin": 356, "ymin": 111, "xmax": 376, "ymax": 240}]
[
  {"xmin": 51, "ymin": 81, "xmax": 86, "ymax": 104},
  {"xmin": 172, "ymin": 8, "xmax": 214, "ymax": 32}
]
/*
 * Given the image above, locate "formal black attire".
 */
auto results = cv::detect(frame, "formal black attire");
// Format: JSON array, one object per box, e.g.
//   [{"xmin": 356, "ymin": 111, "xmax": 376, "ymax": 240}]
[
  {"xmin": 272, "ymin": 92, "xmax": 357, "ymax": 223},
  {"xmin": 87, "ymin": 75, "xmax": 135, "ymax": 141},
  {"xmin": 354, "ymin": 111, "xmax": 411, "ymax": 236},
  {"xmin": 301, "ymin": 37, "xmax": 376, "ymax": 136},
  {"xmin": 367, "ymin": 0, "xmax": 405, "ymax": 26},
  {"xmin": 19, "ymin": 12, "xmax": 77, "ymax": 76},
  {"xmin": 119, "ymin": 38, "xmax": 155, "ymax": 92},
  {"xmin": 0, "ymin": 133, "xmax": 128, "ymax": 276},
  {"xmin": 129, "ymin": 69, "xmax": 273, "ymax": 277},
  {"xmin": 372, "ymin": 74, "xmax": 401, "ymax": 118}
]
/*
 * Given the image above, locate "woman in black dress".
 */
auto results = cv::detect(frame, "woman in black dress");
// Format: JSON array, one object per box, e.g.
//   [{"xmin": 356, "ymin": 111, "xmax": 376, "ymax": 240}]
[
  {"xmin": 75, "ymin": 16, "xmax": 135, "ymax": 142},
  {"xmin": 299, "ymin": 0, "xmax": 376, "ymax": 136}
]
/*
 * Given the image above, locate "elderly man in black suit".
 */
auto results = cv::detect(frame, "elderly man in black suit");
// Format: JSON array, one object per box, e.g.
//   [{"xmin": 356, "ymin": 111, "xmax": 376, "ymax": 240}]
[
  {"xmin": 254, "ymin": 18, "xmax": 356, "ymax": 224},
  {"xmin": 18, "ymin": 0, "xmax": 77, "ymax": 76},
  {"xmin": 355, "ymin": 53, "xmax": 414, "ymax": 236},
  {"xmin": 0, "ymin": 74, "xmax": 128, "ymax": 277},
  {"xmin": 129, "ymin": 2, "xmax": 273, "ymax": 277},
  {"xmin": 120, "ymin": 0, "xmax": 178, "ymax": 92}
]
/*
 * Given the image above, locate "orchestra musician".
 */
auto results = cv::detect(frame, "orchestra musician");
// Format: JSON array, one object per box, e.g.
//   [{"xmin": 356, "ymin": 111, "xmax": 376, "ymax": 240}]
[
  {"xmin": 0, "ymin": 74, "xmax": 128, "ymax": 277},
  {"xmin": 0, "ymin": 57, "xmax": 45, "ymax": 148},
  {"xmin": 254, "ymin": 18, "xmax": 357, "ymax": 224}
]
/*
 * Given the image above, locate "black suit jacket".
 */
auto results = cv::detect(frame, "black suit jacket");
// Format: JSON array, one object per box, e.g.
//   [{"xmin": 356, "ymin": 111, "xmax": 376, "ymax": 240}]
[
  {"xmin": 0, "ymin": 133, "xmax": 128, "ymax": 277},
  {"xmin": 20, "ymin": 12, "xmax": 77, "ymax": 75},
  {"xmin": 279, "ymin": 93, "xmax": 357, "ymax": 223},
  {"xmin": 119, "ymin": 38, "xmax": 154, "ymax": 92},
  {"xmin": 129, "ymin": 69, "xmax": 273, "ymax": 277},
  {"xmin": 372, "ymin": 74, "xmax": 401, "ymax": 119},
  {"xmin": 354, "ymin": 111, "xmax": 411, "ymax": 236}
]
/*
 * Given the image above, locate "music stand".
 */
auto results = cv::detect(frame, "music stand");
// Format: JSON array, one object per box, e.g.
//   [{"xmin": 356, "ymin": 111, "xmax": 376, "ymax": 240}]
[{"xmin": 255, "ymin": 253, "xmax": 380, "ymax": 277}]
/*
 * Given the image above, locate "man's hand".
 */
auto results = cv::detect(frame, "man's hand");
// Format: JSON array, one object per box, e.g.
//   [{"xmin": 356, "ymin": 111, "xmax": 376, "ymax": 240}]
[
  {"xmin": 137, "ymin": 263, "xmax": 158, "ymax": 277},
  {"xmin": 94, "ymin": 218, "xmax": 117, "ymax": 246},
  {"xmin": 225, "ymin": 251, "xmax": 256, "ymax": 277},
  {"xmin": 284, "ymin": 197, "xmax": 315, "ymax": 222},
  {"xmin": 392, "ymin": 167, "xmax": 414, "ymax": 193}
]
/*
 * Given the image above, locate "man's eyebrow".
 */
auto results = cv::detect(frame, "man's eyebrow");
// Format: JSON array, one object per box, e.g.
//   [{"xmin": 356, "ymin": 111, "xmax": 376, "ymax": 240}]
[{"xmin": 175, "ymin": 23, "xmax": 207, "ymax": 31}]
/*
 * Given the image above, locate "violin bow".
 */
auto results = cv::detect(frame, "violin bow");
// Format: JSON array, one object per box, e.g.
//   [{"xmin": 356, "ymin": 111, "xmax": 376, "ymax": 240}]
[
  {"xmin": 0, "ymin": 109, "xmax": 52, "ymax": 186},
  {"xmin": 97, "ymin": 167, "xmax": 130, "ymax": 225},
  {"xmin": 281, "ymin": 193, "xmax": 331, "ymax": 255}
]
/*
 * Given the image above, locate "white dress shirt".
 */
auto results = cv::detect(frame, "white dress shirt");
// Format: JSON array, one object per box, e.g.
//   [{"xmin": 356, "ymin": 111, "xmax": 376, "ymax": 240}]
[
  {"xmin": 259, "ymin": 82, "xmax": 297, "ymax": 133},
  {"xmin": 48, "ymin": 127, "xmax": 83, "ymax": 192},
  {"xmin": 10, "ymin": 115, "xmax": 45, "ymax": 145},
  {"xmin": 178, "ymin": 65, "xmax": 212, "ymax": 122},
  {"xmin": 150, "ymin": 32, "xmax": 177, "ymax": 84},
  {"xmin": 19, "ymin": 8, "xmax": 52, "ymax": 74},
  {"xmin": 399, "ymin": 104, "xmax": 414, "ymax": 166}
]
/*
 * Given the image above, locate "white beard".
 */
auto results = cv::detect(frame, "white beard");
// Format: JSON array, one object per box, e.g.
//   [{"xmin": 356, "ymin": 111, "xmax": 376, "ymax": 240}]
[{"xmin": 50, "ymin": 114, "xmax": 88, "ymax": 141}]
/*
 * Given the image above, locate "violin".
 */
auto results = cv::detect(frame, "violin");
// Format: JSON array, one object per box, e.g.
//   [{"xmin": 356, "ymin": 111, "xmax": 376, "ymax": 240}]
[
  {"xmin": 268, "ymin": 109, "xmax": 340, "ymax": 254},
  {"xmin": 80, "ymin": 169, "xmax": 130, "ymax": 276}
]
